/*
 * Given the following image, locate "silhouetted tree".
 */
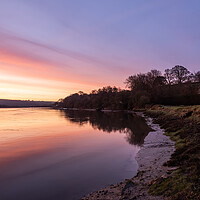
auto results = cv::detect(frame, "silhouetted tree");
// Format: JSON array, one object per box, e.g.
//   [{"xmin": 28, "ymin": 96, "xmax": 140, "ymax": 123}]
[
  {"xmin": 164, "ymin": 69, "xmax": 173, "ymax": 85},
  {"xmin": 56, "ymin": 66, "xmax": 200, "ymax": 109},
  {"xmin": 194, "ymin": 71, "xmax": 200, "ymax": 82},
  {"xmin": 171, "ymin": 65, "xmax": 191, "ymax": 84},
  {"xmin": 56, "ymin": 86, "xmax": 132, "ymax": 110},
  {"xmin": 153, "ymin": 76, "xmax": 166, "ymax": 87}
]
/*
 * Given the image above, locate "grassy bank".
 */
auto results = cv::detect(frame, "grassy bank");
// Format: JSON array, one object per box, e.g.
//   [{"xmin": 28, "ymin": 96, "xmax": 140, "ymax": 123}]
[{"xmin": 145, "ymin": 105, "xmax": 200, "ymax": 200}]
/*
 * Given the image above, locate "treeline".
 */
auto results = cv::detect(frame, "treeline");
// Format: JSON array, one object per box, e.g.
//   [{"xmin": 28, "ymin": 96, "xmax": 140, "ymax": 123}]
[
  {"xmin": 125, "ymin": 65, "xmax": 200, "ymax": 106},
  {"xmin": 56, "ymin": 87, "xmax": 132, "ymax": 110},
  {"xmin": 55, "ymin": 65, "xmax": 200, "ymax": 109}
]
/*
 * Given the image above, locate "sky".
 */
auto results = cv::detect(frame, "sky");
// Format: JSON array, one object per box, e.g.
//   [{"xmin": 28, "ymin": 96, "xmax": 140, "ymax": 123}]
[{"xmin": 0, "ymin": 0, "xmax": 200, "ymax": 101}]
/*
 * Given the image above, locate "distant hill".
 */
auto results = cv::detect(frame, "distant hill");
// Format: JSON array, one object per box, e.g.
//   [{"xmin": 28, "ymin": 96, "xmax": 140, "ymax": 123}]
[{"xmin": 0, "ymin": 99, "xmax": 55, "ymax": 108}]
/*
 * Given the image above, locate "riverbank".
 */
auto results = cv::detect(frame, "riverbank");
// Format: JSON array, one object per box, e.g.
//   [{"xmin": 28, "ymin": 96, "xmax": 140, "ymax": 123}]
[
  {"xmin": 81, "ymin": 112, "xmax": 175, "ymax": 200},
  {"xmin": 146, "ymin": 105, "xmax": 200, "ymax": 200}
]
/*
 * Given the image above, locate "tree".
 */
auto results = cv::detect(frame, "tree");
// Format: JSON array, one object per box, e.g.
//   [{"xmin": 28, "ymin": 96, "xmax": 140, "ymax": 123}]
[
  {"xmin": 146, "ymin": 69, "xmax": 162, "ymax": 89},
  {"xmin": 153, "ymin": 76, "xmax": 166, "ymax": 87},
  {"xmin": 164, "ymin": 69, "xmax": 173, "ymax": 85},
  {"xmin": 148, "ymin": 69, "xmax": 161, "ymax": 78},
  {"xmin": 170, "ymin": 65, "xmax": 191, "ymax": 84},
  {"xmin": 125, "ymin": 70, "xmax": 162, "ymax": 91},
  {"xmin": 194, "ymin": 71, "xmax": 200, "ymax": 82},
  {"xmin": 78, "ymin": 91, "xmax": 84, "ymax": 95}
]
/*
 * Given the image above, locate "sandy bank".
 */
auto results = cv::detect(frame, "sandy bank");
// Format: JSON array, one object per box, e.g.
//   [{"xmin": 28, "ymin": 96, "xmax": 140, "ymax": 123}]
[{"xmin": 81, "ymin": 113, "xmax": 175, "ymax": 200}]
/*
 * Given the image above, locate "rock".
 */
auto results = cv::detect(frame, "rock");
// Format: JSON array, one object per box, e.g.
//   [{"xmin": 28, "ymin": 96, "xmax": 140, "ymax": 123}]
[
  {"xmin": 167, "ymin": 167, "xmax": 179, "ymax": 172},
  {"xmin": 161, "ymin": 174, "xmax": 167, "ymax": 179},
  {"xmin": 121, "ymin": 180, "xmax": 134, "ymax": 195},
  {"xmin": 103, "ymin": 190, "xmax": 108, "ymax": 195}
]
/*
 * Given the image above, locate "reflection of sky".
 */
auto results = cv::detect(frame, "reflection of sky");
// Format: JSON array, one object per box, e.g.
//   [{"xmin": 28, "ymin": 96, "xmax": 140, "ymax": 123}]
[
  {"xmin": 0, "ymin": 108, "xmax": 139, "ymax": 199},
  {"xmin": 0, "ymin": 0, "xmax": 200, "ymax": 100}
]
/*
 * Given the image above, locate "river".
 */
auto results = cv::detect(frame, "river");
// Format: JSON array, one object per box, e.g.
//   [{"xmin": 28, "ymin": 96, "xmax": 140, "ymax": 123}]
[{"xmin": 0, "ymin": 108, "xmax": 151, "ymax": 200}]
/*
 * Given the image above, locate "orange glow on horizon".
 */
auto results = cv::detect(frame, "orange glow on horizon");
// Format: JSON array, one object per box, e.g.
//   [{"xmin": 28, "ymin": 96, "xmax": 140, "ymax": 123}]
[
  {"xmin": 0, "ymin": 42, "xmax": 127, "ymax": 101},
  {"xmin": 0, "ymin": 49, "xmax": 117, "ymax": 101}
]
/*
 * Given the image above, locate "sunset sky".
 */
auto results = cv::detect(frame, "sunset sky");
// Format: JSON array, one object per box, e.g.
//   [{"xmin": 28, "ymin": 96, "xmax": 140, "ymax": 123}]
[{"xmin": 0, "ymin": 0, "xmax": 200, "ymax": 101}]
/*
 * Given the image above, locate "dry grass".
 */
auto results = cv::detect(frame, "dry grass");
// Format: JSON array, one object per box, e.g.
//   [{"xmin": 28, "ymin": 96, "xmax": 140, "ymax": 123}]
[{"xmin": 146, "ymin": 105, "xmax": 200, "ymax": 200}]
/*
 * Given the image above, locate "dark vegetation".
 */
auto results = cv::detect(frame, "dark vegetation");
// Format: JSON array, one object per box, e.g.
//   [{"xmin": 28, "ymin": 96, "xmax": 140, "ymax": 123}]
[
  {"xmin": 56, "ymin": 66, "xmax": 200, "ymax": 109},
  {"xmin": 56, "ymin": 87, "xmax": 132, "ymax": 110},
  {"xmin": 146, "ymin": 106, "xmax": 200, "ymax": 200},
  {"xmin": 61, "ymin": 109, "xmax": 152, "ymax": 145},
  {"xmin": 55, "ymin": 66, "xmax": 200, "ymax": 199}
]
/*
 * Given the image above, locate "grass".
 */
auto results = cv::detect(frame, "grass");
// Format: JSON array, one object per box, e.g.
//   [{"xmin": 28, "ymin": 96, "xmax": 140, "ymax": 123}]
[
  {"xmin": 145, "ymin": 105, "xmax": 200, "ymax": 200},
  {"xmin": 165, "ymin": 130, "xmax": 186, "ymax": 149}
]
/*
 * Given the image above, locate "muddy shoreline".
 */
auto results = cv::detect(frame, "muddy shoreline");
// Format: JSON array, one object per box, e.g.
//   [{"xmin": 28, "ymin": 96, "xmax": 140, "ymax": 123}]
[{"xmin": 81, "ymin": 113, "xmax": 175, "ymax": 200}]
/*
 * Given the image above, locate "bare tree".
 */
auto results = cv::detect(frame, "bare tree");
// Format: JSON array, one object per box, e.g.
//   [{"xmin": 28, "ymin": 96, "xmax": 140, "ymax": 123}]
[
  {"xmin": 148, "ymin": 69, "xmax": 162, "ymax": 78},
  {"xmin": 171, "ymin": 65, "xmax": 191, "ymax": 84},
  {"xmin": 164, "ymin": 69, "xmax": 173, "ymax": 85}
]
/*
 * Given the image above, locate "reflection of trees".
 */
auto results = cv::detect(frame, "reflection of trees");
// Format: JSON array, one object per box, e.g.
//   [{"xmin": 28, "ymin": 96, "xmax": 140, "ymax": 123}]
[{"xmin": 61, "ymin": 110, "xmax": 152, "ymax": 146}]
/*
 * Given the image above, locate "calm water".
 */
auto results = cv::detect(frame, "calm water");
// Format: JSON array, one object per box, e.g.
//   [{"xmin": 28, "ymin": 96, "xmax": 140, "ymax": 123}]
[{"xmin": 0, "ymin": 108, "xmax": 151, "ymax": 200}]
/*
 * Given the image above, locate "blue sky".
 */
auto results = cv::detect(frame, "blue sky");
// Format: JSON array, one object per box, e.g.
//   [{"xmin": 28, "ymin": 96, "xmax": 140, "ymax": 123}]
[{"xmin": 0, "ymin": 0, "xmax": 200, "ymax": 100}]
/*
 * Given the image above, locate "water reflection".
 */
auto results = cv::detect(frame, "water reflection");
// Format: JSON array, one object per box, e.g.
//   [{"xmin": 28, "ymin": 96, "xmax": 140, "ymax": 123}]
[
  {"xmin": 0, "ymin": 108, "xmax": 152, "ymax": 200},
  {"xmin": 61, "ymin": 110, "xmax": 152, "ymax": 146}
]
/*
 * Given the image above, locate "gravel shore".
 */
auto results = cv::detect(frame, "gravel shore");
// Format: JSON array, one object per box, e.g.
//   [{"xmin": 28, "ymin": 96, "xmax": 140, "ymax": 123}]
[{"xmin": 81, "ymin": 113, "xmax": 175, "ymax": 200}]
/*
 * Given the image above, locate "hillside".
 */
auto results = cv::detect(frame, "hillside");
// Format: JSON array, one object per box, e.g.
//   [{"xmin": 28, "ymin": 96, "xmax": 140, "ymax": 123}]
[{"xmin": 0, "ymin": 99, "xmax": 54, "ymax": 108}]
